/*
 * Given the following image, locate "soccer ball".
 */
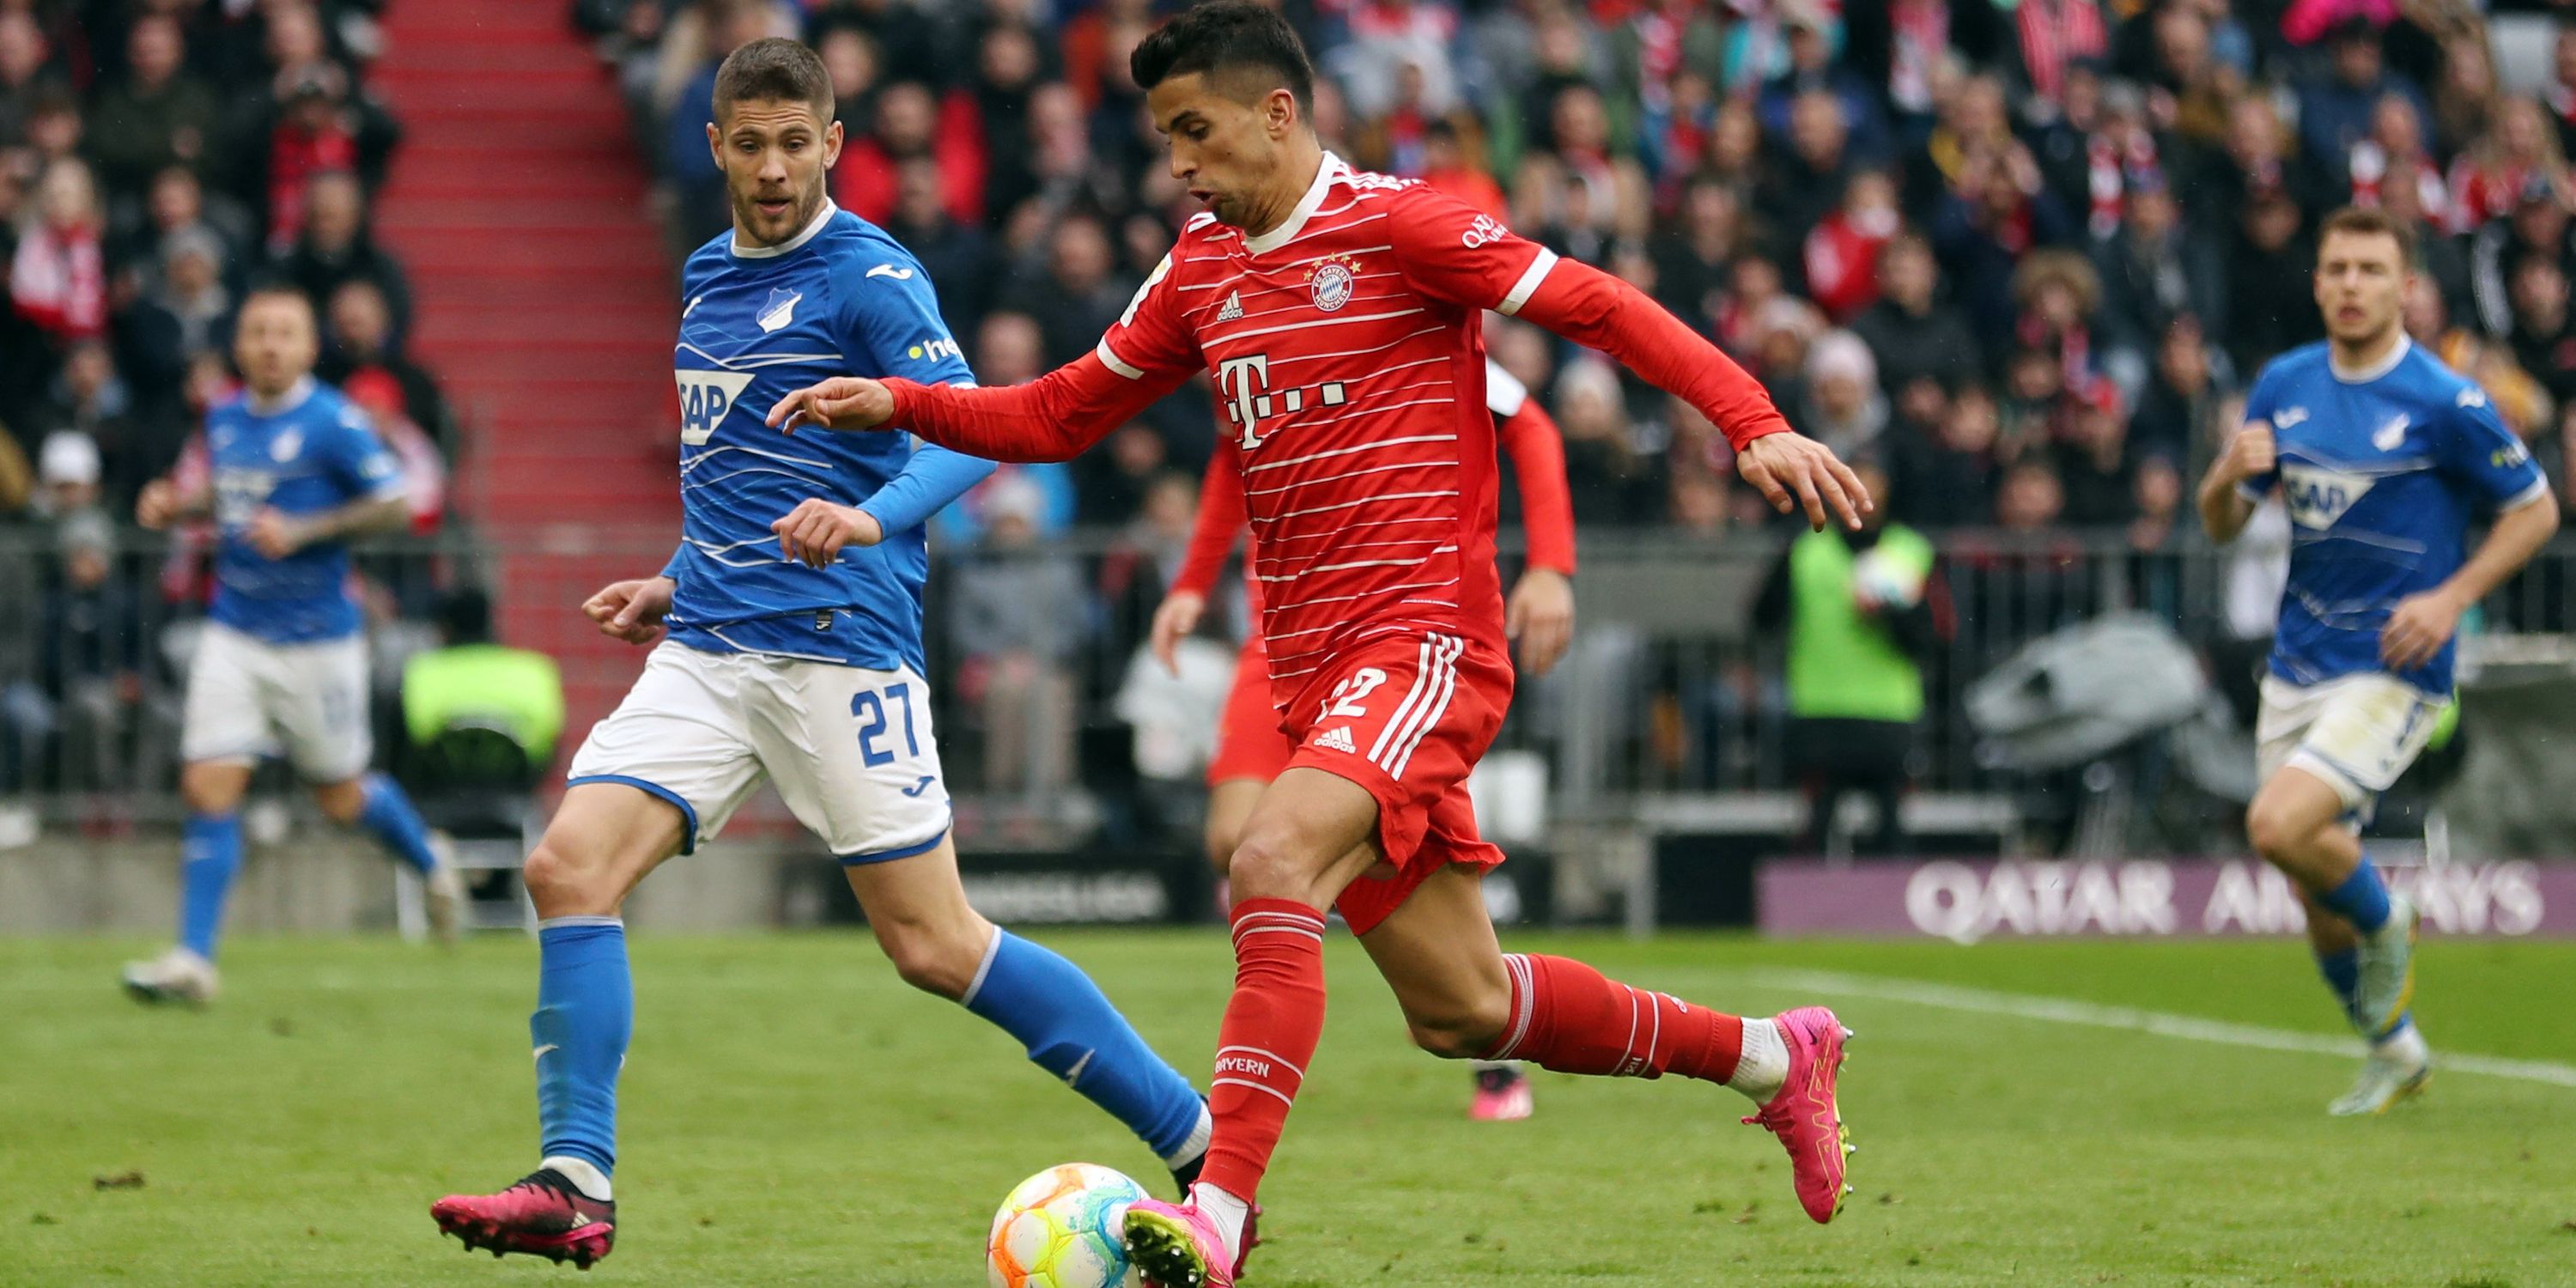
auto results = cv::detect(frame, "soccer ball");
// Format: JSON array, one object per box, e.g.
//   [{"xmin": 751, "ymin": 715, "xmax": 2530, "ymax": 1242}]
[{"xmin": 987, "ymin": 1163, "xmax": 1145, "ymax": 1288}]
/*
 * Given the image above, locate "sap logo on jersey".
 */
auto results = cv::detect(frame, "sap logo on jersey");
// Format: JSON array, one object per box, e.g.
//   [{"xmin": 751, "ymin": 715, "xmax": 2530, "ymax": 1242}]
[
  {"xmin": 906, "ymin": 336, "xmax": 963, "ymax": 363},
  {"xmin": 675, "ymin": 368, "xmax": 757, "ymax": 445},
  {"xmin": 2281, "ymin": 464, "xmax": 2372, "ymax": 528}
]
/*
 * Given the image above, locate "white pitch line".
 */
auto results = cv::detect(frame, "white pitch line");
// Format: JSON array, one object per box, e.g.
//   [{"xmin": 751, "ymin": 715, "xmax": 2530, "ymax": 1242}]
[{"xmin": 1750, "ymin": 967, "xmax": 2576, "ymax": 1089}]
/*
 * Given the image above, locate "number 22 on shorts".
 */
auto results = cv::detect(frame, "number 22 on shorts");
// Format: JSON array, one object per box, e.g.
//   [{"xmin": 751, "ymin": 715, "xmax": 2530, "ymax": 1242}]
[
  {"xmin": 1320, "ymin": 667, "xmax": 1387, "ymax": 721},
  {"xmin": 850, "ymin": 682, "xmax": 921, "ymax": 767}
]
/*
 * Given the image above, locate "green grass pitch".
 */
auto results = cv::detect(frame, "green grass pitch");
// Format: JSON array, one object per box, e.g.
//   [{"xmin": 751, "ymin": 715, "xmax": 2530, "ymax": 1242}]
[{"xmin": 5, "ymin": 931, "xmax": 2572, "ymax": 1286}]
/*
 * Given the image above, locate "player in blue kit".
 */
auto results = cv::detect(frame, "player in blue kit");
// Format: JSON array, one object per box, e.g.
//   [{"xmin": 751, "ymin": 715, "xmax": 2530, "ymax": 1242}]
[
  {"xmin": 431, "ymin": 39, "xmax": 1209, "ymax": 1269},
  {"xmin": 122, "ymin": 285, "xmax": 462, "ymax": 1005},
  {"xmin": 2199, "ymin": 207, "xmax": 2558, "ymax": 1115}
]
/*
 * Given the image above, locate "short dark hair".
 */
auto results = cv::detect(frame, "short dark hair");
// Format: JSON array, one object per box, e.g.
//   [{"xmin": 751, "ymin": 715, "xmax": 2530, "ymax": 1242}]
[
  {"xmin": 2319, "ymin": 205, "xmax": 2417, "ymax": 267},
  {"xmin": 713, "ymin": 36, "xmax": 832, "ymax": 125},
  {"xmin": 435, "ymin": 586, "xmax": 494, "ymax": 644},
  {"xmin": 240, "ymin": 280, "xmax": 316, "ymax": 316},
  {"xmin": 1129, "ymin": 1, "xmax": 1315, "ymax": 116}
]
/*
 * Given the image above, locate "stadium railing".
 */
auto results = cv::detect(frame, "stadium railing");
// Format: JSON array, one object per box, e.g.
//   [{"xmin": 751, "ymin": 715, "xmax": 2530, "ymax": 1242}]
[{"xmin": 3, "ymin": 524, "xmax": 2570, "ymax": 852}]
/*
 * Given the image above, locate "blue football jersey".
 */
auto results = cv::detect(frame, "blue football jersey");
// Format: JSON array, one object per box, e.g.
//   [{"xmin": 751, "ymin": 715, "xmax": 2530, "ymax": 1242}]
[
  {"xmin": 2240, "ymin": 338, "xmax": 2549, "ymax": 694},
  {"xmin": 204, "ymin": 378, "xmax": 405, "ymax": 643},
  {"xmin": 664, "ymin": 203, "xmax": 993, "ymax": 672}
]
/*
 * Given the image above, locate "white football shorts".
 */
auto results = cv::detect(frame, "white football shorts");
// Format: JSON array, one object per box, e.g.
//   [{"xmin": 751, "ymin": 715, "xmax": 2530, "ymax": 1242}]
[
  {"xmin": 179, "ymin": 623, "xmax": 374, "ymax": 782},
  {"xmin": 567, "ymin": 641, "xmax": 952, "ymax": 861},
  {"xmin": 2255, "ymin": 672, "xmax": 2445, "ymax": 812}
]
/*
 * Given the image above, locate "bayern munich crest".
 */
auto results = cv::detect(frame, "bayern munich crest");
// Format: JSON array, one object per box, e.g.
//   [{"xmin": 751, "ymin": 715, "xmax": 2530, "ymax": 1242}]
[{"xmin": 1308, "ymin": 257, "xmax": 1357, "ymax": 312}]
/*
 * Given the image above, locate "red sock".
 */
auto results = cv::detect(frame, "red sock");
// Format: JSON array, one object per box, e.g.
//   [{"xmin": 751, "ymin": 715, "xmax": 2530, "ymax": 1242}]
[
  {"xmin": 1199, "ymin": 898, "xmax": 1329, "ymax": 1203},
  {"xmin": 1482, "ymin": 953, "xmax": 1745, "ymax": 1082}
]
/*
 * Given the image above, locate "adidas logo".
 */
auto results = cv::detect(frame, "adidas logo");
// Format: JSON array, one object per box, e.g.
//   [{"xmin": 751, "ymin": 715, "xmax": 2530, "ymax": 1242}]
[
  {"xmin": 1314, "ymin": 726, "xmax": 1357, "ymax": 754},
  {"xmin": 1216, "ymin": 290, "xmax": 1244, "ymax": 322}
]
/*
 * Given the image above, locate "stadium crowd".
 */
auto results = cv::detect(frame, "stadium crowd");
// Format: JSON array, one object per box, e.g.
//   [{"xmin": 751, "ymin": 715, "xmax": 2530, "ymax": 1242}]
[
  {"xmin": 604, "ymin": 0, "xmax": 2576, "ymax": 544},
  {"xmin": 0, "ymin": 0, "xmax": 444, "ymax": 805}
]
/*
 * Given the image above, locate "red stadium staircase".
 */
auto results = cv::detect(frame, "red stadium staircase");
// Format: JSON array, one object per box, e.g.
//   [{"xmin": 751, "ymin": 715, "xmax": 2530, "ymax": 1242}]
[{"xmin": 371, "ymin": 3, "xmax": 681, "ymax": 756}]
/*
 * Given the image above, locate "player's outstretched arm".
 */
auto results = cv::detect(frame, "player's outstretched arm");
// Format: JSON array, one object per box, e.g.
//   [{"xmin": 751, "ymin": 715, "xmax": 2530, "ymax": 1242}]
[
  {"xmin": 134, "ymin": 477, "xmax": 212, "ymax": 530},
  {"xmin": 769, "ymin": 354, "xmax": 1182, "ymax": 465},
  {"xmin": 244, "ymin": 493, "xmax": 409, "ymax": 560},
  {"xmin": 2197, "ymin": 422, "xmax": 2274, "ymax": 543}
]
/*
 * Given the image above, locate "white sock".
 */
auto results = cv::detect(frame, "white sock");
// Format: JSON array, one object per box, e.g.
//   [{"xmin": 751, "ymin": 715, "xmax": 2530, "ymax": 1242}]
[
  {"xmin": 1726, "ymin": 1018, "xmax": 1789, "ymax": 1102},
  {"xmin": 1189, "ymin": 1182, "xmax": 1252, "ymax": 1261},
  {"xmin": 1160, "ymin": 1102, "xmax": 1213, "ymax": 1170},
  {"xmin": 541, "ymin": 1156, "xmax": 612, "ymax": 1202},
  {"xmin": 2373, "ymin": 1023, "xmax": 2430, "ymax": 1070}
]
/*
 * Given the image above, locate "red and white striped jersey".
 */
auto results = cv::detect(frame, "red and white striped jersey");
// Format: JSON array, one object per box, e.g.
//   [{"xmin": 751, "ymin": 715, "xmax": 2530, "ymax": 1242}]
[{"xmin": 1095, "ymin": 155, "xmax": 1564, "ymax": 687}]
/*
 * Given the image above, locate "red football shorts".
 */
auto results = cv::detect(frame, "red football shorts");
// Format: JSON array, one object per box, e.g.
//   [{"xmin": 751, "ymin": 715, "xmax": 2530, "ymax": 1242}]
[
  {"xmin": 1279, "ymin": 629, "xmax": 1514, "ymax": 935},
  {"xmin": 1206, "ymin": 636, "xmax": 1295, "ymax": 787}
]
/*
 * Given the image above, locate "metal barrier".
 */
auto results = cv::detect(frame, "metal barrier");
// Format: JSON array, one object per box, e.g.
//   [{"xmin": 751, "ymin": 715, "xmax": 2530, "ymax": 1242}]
[{"xmin": 2, "ymin": 522, "xmax": 2567, "ymax": 850}]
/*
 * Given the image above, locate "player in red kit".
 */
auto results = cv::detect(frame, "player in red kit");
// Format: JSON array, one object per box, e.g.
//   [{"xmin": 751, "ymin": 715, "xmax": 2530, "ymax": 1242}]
[
  {"xmin": 1157, "ymin": 356, "xmax": 1577, "ymax": 1123},
  {"xmin": 769, "ymin": 6, "xmax": 1869, "ymax": 1283}
]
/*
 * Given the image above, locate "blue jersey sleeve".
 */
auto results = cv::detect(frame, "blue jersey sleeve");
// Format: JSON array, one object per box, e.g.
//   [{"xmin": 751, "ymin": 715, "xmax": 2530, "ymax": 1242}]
[
  {"xmin": 837, "ymin": 247, "xmax": 996, "ymax": 534},
  {"xmin": 2433, "ymin": 386, "xmax": 2551, "ymax": 511},
  {"xmin": 322, "ymin": 404, "xmax": 407, "ymax": 502}
]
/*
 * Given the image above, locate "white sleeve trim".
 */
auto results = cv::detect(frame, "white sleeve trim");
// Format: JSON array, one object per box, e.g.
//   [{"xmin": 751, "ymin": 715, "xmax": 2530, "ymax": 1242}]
[
  {"xmin": 1497, "ymin": 247, "xmax": 1559, "ymax": 317},
  {"xmin": 1095, "ymin": 338, "xmax": 1145, "ymax": 380},
  {"xmin": 2500, "ymin": 477, "xmax": 2555, "ymax": 511}
]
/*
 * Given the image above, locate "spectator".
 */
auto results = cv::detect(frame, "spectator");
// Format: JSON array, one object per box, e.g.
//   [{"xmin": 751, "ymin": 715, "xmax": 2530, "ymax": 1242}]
[
  {"xmin": 2470, "ymin": 173, "xmax": 2576, "ymax": 338},
  {"xmin": 1652, "ymin": 177, "xmax": 1741, "ymax": 336},
  {"xmin": 1801, "ymin": 169, "xmax": 1899, "ymax": 321},
  {"xmin": 2345, "ymin": 89, "xmax": 2449, "ymax": 223},
  {"xmin": 2009, "ymin": 0, "xmax": 2110, "ymax": 115},
  {"xmin": 2225, "ymin": 190, "xmax": 2322, "ymax": 374},
  {"xmin": 2506, "ymin": 254, "xmax": 2576, "ymax": 404},
  {"xmin": 2431, "ymin": 32, "xmax": 2500, "ymax": 162},
  {"xmin": 1753, "ymin": 460, "xmax": 1943, "ymax": 854},
  {"xmin": 45, "ymin": 343, "xmax": 160, "ymax": 507},
  {"xmin": 2549, "ymin": 25, "xmax": 2576, "ymax": 160},
  {"xmin": 937, "ymin": 312, "xmax": 1078, "ymax": 542},
  {"xmin": 87, "ymin": 15, "xmax": 222, "ymax": 203},
  {"xmin": 1414, "ymin": 117, "xmax": 1506, "ymax": 221},
  {"xmin": 949, "ymin": 473, "xmax": 1085, "ymax": 798},
  {"xmin": 2191, "ymin": 94, "xmax": 2326, "ymax": 234},
  {"xmin": 2298, "ymin": 19, "xmax": 2431, "ymax": 181},
  {"xmin": 340, "ymin": 368, "xmax": 447, "ymax": 534},
  {"xmin": 1932, "ymin": 143, "xmax": 2072, "ymax": 353},
  {"xmin": 2057, "ymin": 384, "xmax": 2136, "ymax": 525},
  {"xmin": 1771, "ymin": 88, "xmax": 1858, "ymax": 246},
  {"xmin": 2129, "ymin": 313, "xmax": 2229, "ymax": 471},
  {"xmin": 835, "ymin": 79, "xmax": 984, "ymax": 228},
  {"xmin": 272, "ymin": 170, "xmax": 411, "ymax": 339},
  {"xmin": 1758, "ymin": 3, "xmax": 1889, "ymax": 160},
  {"xmin": 37, "ymin": 428, "xmax": 101, "ymax": 519},
  {"xmin": 0, "ymin": 9, "xmax": 66, "ymax": 152},
  {"xmin": 882, "ymin": 157, "xmax": 990, "ymax": 340},
  {"xmin": 2447, "ymin": 97, "xmax": 2566, "ymax": 236},
  {"xmin": 2093, "ymin": 181, "xmax": 2223, "ymax": 380},
  {"xmin": 1850, "ymin": 230, "xmax": 1983, "ymax": 391},
  {"xmin": 144, "ymin": 226, "xmax": 234, "ymax": 364},
  {"xmin": 1996, "ymin": 456, "xmax": 2068, "ymax": 529},
  {"xmin": 1893, "ymin": 381, "xmax": 2002, "ymax": 526},
  {"xmin": 12, "ymin": 157, "xmax": 107, "ymax": 345},
  {"xmin": 1556, "ymin": 356, "xmax": 1663, "ymax": 525},
  {"xmin": 319, "ymin": 277, "xmax": 447, "ymax": 454},
  {"xmin": 1000, "ymin": 214, "xmax": 1131, "ymax": 368},
  {"xmin": 1799, "ymin": 329, "xmax": 1890, "ymax": 459},
  {"xmin": 115, "ymin": 166, "xmax": 254, "ymax": 298},
  {"xmin": 969, "ymin": 23, "xmax": 1047, "ymax": 225},
  {"xmin": 3, "ymin": 509, "xmax": 143, "ymax": 799}
]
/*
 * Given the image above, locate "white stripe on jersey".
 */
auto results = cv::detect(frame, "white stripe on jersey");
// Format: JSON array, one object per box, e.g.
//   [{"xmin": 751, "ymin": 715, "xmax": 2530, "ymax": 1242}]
[
  {"xmin": 1245, "ymin": 458, "xmax": 1457, "ymax": 500},
  {"xmin": 1281, "ymin": 394, "xmax": 1459, "ymax": 431},
  {"xmin": 1260, "ymin": 324, "xmax": 1448, "ymax": 371},
  {"xmin": 1202, "ymin": 306, "xmax": 1423, "ymax": 348},
  {"xmin": 1095, "ymin": 337, "xmax": 1145, "ymax": 380},
  {"xmin": 681, "ymin": 442, "xmax": 835, "ymax": 472},
  {"xmin": 1498, "ymin": 248, "xmax": 1559, "ymax": 316},
  {"xmin": 1249, "ymin": 489, "xmax": 1460, "ymax": 525},
  {"xmin": 1244, "ymin": 434, "xmax": 1457, "ymax": 474},
  {"xmin": 1259, "ymin": 578, "xmax": 1459, "ymax": 614},
  {"xmin": 1255, "ymin": 555, "xmax": 1437, "ymax": 582},
  {"xmin": 1255, "ymin": 517, "xmax": 1454, "ymax": 542}
]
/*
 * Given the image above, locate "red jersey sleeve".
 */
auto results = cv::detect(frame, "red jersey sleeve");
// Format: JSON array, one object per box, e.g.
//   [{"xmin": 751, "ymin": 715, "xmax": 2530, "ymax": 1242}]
[
  {"xmin": 1494, "ymin": 400, "xmax": 1577, "ymax": 578},
  {"xmin": 883, "ymin": 352, "xmax": 1182, "ymax": 463},
  {"xmin": 1172, "ymin": 438, "xmax": 1246, "ymax": 598},
  {"xmin": 1091, "ymin": 241, "xmax": 1205, "ymax": 386},
  {"xmin": 1385, "ymin": 185, "xmax": 1790, "ymax": 453}
]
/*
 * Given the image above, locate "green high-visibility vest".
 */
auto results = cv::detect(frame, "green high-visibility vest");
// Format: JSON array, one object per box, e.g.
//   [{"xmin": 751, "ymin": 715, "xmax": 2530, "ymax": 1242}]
[
  {"xmin": 1785, "ymin": 526, "xmax": 1933, "ymax": 723},
  {"xmin": 401, "ymin": 644, "xmax": 565, "ymax": 764}
]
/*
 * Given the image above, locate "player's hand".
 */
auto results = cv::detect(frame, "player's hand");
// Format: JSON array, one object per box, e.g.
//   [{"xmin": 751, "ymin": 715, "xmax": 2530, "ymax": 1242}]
[
  {"xmin": 767, "ymin": 377, "xmax": 895, "ymax": 434},
  {"xmin": 584, "ymin": 575, "xmax": 674, "ymax": 647},
  {"xmin": 771, "ymin": 499, "xmax": 883, "ymax": 568},
  {"xmin": 1150, "ymin": 589, "xmax": 1206, "ymax": 677},
  {"xmin": 243, "ymin": 507, "xmax": 307, "ymax": 559},
  {"xmin": 2221, "ymin": 423, "xmax": 2276, "ymax": 484},
  {"xmin": 136, "ymin": 479, "xmax": 179, "ymax": 530},
  {"xmin": 2381, "ymin": 587, "xmax": 2467, "ymax": 671},
  {"xmin": 1505, "ymin": 567, "xmax": 1576, "ymax": 677},
  {"xmin": 1736, "ymin": 432, "xmax": 1872, "ymax": 532}
]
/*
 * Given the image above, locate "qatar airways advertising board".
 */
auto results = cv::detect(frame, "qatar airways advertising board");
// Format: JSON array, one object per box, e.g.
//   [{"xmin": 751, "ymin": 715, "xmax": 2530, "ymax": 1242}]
[{"xmin": 1757, "ymin": 859, "xmax": 2576, "ymax": 942}]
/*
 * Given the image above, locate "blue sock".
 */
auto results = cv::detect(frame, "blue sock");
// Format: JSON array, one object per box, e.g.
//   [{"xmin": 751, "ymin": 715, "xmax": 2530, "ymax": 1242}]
[
  {"xmin": 177, "ymin": 812, "xmax": 242, "ymax": 960},
  {"xmin": 2315, "ymin": 947, "xmax": 2362, "ymax": 1028},
  {"xmin": 964, "ymin": 930, "xmax": 1206, "ymax": 1165},
  {"xmin": 2317, "ymin": 859, "xmax": 2392, "ymax": 933},
  {"xmin": 532, "ymin": 918, "xmax": 631, "ymax": 1179},
  {"xmin": 356, "ymin": 773, "xmax": 438, "ymax": 875}
]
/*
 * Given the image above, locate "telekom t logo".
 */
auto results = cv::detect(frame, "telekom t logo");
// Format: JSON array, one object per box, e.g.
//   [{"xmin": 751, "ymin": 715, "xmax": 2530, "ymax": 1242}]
[{"xmin": 1217, "ymin": 351, "xmax": 1346, "ymax": 451}]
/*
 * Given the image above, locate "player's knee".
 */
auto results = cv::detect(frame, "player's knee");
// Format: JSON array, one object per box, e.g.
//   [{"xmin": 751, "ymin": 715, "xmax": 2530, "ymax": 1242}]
[
  {"xmin": 878, "ymin": 919, "xmax": 985, "ymax": 999},
  {"xmin": 1203, "ymin": 818, "xmax": 1242, "ymax": 877},
  {"xmin": 1405, "ymin": 996, "xmax": 1511, "ymax": 1060},
  {"xmin": 179, "ymin": 763, "xmax": 246, "ymax": 815},
  {"xmin": 2245, "ymin": 797, "xmax": 2311, "ymax": 863},
  {"xmin": 521, "ymin": 840, "xmax": 611, "ymax": 916},
  {"xmin": 310, "ymin": 779, "xmax": 364, "ymax": 825}
]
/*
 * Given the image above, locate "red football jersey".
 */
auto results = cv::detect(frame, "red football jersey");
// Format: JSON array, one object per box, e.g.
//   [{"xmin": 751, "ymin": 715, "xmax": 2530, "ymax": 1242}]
[{"xmin": 1094, "ymin": 156, "xmax": 1565, "ymax": 684}]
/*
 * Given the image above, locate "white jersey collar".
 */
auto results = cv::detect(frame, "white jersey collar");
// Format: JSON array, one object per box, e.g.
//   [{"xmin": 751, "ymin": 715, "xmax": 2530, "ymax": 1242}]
[
  {"xmin": 1243, "ymin": 152, "xmax": 1346, "ymax": 255},
  {"xmin": 2330, "ymin": 333, "xmax": 2411, "ymax": 384},
  {"xmin": 247, "ymin": 374, "xmax": 317, "ymax": 417},
  {"xmin": 732, "ymin": 200, "xmax": 837, "ymax": 259}
]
